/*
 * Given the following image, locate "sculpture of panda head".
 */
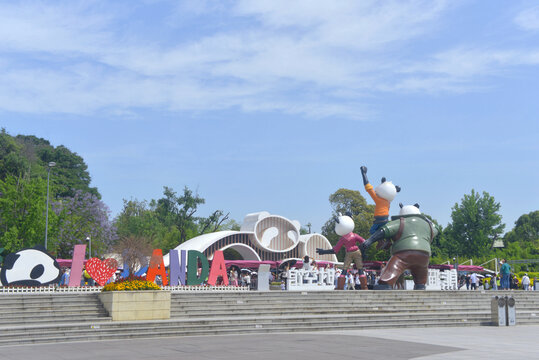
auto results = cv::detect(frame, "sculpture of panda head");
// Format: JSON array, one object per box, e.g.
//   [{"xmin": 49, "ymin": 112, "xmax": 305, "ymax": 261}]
[
  {"xmin": 399, "ymin": 203, "xmax": 421, "ymax": 216},
  {"xmin": 0, "ymin": 246, "xmax": 61, "ymax": 286},
  {"xmin": 334, "ymin": 212, "xmax": 355, "ymax": 236},
  {"xmin": 375, "ymin": 177, "xmax": 401, "ymax": 202}
]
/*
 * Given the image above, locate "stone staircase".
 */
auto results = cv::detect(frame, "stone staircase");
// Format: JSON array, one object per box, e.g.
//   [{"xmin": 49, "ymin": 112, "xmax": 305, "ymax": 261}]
[{"xmin": 0, "ymin": 290, "xmax": 537, "ymax": 346}]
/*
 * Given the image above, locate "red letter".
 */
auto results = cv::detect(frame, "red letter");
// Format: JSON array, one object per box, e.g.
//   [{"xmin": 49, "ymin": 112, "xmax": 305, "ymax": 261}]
[
  {"xmin": 208, "ymin": 250, "xmax": 228, "ymax": 286},
  {"xmin": 146, "ymin": 249, "xmax": 168, "ymax": 286}
]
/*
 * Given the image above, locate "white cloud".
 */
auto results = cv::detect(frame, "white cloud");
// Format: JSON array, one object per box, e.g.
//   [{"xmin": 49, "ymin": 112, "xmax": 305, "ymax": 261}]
[
  {"xmin": 0, "ymin": 1, "xmax": 538, "ymax": 119},
  {"xmin": 515, "ymin": 5, "xmax": 539, "ymax": 31}
]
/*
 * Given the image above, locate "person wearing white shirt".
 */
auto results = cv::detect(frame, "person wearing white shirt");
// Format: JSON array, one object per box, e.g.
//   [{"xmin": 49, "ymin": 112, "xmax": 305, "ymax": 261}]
[
  {"xmin": 470, "ymin": 273, "xmax": 478, "ymax": 290},
  {"xmin": 522, "ymin": 274, "xmax": 530, "ymax": 291}
]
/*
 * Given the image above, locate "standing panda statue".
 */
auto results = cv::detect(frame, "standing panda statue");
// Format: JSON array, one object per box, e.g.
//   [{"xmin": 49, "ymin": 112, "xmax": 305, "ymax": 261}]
[
  {"xmin": 361, "ymin": 203, "xmax": 438, "ymax": 290},
  {"xmin": 316, "ymin": 212, "xmax": 368, "ymax": 289},
  {"xmin": 360, "ymin": 166, "xmax": 401, "ymax": 234}
]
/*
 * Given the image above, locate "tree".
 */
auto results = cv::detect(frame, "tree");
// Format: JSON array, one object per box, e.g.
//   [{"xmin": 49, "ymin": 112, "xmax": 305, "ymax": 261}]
[
  {"xmin": 444, "ymin": 189, "xmax": 505, "ymax": 258},
  {"xmin": 154, "ymin": 186, "xmax": 230, "ymax": 244},
  {"xmin": 321, "ymin": 188, "xmax": 376, "ymax": 261},
  {"xmin": 113, "ymin": 186, "xmax": 232, "ymax": 254},
  {"xmin": 16, "ymin": 135, "xmax": 99, "ymax": 198},
  {"xmin": 0, "ymin": 130, "xmax": 99, "ymax": 198},
  {"xmin": 52, "ymin": 190, "xmax": 117, "ymax": 258},
  {"xmin": 113, "ymin": 235, "xmax": 153, "ymax": 275},
  {"xmin": 0, "ymin": 129, "xmax": 29, "ymax": 179},
  {"xmin": 504, "ymin": 211, "xmax": 539, "ymax": 246},
  {"xmin": 0, "ymin": 174, "xmax": 54, "ymax": 253}
]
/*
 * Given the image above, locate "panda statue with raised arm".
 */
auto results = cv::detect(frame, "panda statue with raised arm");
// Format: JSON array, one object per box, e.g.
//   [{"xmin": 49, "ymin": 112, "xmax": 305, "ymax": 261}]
[{"xmin": 361, "ymin": 203, "xmax": 438, "ymax": 290}]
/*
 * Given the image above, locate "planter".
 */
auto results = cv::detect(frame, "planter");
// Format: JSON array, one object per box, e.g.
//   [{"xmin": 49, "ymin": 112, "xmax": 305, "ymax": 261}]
[
  {"xmin": 98, "ymin": 290, "xmax": 171, "ymax": 321},
  {"xmin": 269, "ymin": 285, "xmax": 282, "ymax": 291}
]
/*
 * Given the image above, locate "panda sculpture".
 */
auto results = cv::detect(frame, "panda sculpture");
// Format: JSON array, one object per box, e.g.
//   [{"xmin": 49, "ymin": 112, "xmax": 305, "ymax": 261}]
[
  {"xmin": 360, "ymin": 166, "xmax": 401, "ymax": 234},
  {"xmin": 0, "ymin": 246, "xmax": 61, "ymax": 286},
  {"xmin": 361, "ymin": 203, "xmax": 438, "ymax": 290},
  {"xmin": 317, "ymin": 213, "xmax": 367, "ymax": 289}
]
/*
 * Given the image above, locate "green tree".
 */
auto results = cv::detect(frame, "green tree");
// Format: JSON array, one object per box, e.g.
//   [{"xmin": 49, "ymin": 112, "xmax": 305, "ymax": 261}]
[
  {"xmin": 0, "ymin": 174, "xmax": 56, "ymax": 253},
  {"xmin": 0, "ymin": 128, "xmax": 29, "ymax": 179},
  {"xmin": 503, "ymin": 211, "xmax": 539, "ymax": 247},
  {"xmin": 0, "ymin": 130, "xmax": 99, "ymax": 198},
  {"xmin": 444, "ymin": 189, "xmax": 505, "ymax": 258},
  {"xmin": 321, "ymin": 188, "xmax": 376, "ymax": 261},
  {"xmin": 16, "ymin": 135, "xmax": 98, "ymax": 198},
  {"xmin": 114, "ymin": 186, "xmax": 231, "ymax": 254}
]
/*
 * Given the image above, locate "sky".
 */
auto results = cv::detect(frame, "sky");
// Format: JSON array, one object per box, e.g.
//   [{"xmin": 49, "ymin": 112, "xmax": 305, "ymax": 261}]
[{"xmin": 1, "ymin": 0, "xmax": 538, "ymax": 234}]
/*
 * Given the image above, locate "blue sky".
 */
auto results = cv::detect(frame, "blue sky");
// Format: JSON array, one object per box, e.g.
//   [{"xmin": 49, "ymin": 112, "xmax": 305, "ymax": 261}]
[{"xmin": 1, "ymin": 0, "xmax": 538, "ymax": 234}]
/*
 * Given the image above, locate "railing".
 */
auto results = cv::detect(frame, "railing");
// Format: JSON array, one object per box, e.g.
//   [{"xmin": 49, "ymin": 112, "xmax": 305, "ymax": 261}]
[
  {"xmin": 0, "ymin": 285, "xmax": 250, "ymax": 295},
  {"xmin": 163, "ymin": 285, "xmax": 250, "ymax": 292},
  {"xmin": 0, "ymin": 286, "xmax": 103, "ymax": 294}
]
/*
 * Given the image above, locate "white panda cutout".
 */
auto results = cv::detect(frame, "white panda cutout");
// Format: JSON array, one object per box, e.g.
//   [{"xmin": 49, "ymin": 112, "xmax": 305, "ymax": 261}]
[
  {"xmin": 375, "ymin": 181, "xmax": 398, "ymax": 202},
  {"xmin": 334, "ymin": 213, "xmax": 355, "ymax": 236},
  {"xmin": 0, "ymin": 247, "xmax": 61, "ymax": 286},
  {"xmin": 399, "ymin": 203, "xmax": 421, "ymax": 216}
]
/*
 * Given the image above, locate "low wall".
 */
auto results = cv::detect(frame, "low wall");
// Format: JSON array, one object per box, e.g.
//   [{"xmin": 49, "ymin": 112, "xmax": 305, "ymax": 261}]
[{"xmin": 98, "ymin": 290, "xmax": 171, "ymax": 321}]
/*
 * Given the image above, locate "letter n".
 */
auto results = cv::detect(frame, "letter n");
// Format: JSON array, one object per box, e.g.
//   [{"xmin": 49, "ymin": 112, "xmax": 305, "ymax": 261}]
[{"xmin": 169, "ymin": 249, "xmax": 186, "ymax": 286}]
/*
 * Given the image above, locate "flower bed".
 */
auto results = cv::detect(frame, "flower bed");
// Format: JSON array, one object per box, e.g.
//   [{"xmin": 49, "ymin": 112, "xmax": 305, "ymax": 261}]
[
  {"xmin": 102, "ymin": 276, "xmax": 160, "ymax": 292},
  {"xmin": 98, "ymin": 275, "xmax": 169, "ymax": 321}
]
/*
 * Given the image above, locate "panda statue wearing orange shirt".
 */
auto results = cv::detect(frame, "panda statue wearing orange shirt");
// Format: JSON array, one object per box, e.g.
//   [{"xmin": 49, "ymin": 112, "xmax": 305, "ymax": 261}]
[{"xmin": 360, "ymin": 166, "xmax": 401, "ymax": 235}]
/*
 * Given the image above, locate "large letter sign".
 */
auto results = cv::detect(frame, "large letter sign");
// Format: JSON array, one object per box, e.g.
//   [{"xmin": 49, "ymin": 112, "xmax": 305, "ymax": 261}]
[
  {"xmin": 68, "ymin": 244, "xmax": 86, "ymax": 287},
  {"xmin": 207, "ymin": 250, "xmax": 228, "ymax": 286},
  {"xmin": 146, "ymin": 249, "xmax": 168, "ymax": 286},
  {"xmin": 0, "ymin": 246, "xmax": 61, "ymax": 286},
  {"xmin": 169, "ymin": 249, "xmax": 187, "ymax": 286},
  {"xmin": 186, "ymin": 250, "xmax": 209, "ymax": 286}
]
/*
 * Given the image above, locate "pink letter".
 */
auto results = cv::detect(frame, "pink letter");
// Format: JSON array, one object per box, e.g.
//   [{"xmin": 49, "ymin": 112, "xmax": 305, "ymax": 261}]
[{"xmin": 68, "ymin": 244, "xmax": 86, "ymax": 287}]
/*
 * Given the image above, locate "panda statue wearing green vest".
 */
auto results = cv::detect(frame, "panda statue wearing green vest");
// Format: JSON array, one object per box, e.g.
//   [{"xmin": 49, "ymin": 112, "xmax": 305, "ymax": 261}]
[{"xmin": 361, "ymin": 203, "xmax": 438, "ymax": 290}]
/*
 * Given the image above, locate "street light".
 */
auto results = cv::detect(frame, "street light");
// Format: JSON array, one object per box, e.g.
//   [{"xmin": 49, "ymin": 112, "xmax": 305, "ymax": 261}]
[
  {"xmin": 86, "ymin": 236, "xmax": 92, "ymax": 258},
  {"xmin": 45, "ymin": 161, "xmax": 56, "ymax": 250}
]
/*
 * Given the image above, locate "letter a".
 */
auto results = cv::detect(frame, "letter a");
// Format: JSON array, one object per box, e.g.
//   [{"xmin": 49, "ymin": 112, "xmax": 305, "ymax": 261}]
[
  {"xmin": 208, "ymin": 250, "xmax": 229, "ymax": 286},
  {"xmin": 146, "ymin": 249, "xmax": 168, "ymax": 286}
]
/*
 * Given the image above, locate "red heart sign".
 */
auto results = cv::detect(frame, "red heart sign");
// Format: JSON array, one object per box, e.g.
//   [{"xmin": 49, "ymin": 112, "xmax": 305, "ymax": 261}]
[{"xmin": 86, "ymin": 257, "xmax": 118, "ymax": 286}]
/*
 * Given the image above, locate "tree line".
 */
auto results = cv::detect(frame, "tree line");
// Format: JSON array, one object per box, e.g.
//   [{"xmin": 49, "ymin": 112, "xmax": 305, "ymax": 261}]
[{"xmin": 1, "ymin": 129, "xmax": 537, "ymax": 272}]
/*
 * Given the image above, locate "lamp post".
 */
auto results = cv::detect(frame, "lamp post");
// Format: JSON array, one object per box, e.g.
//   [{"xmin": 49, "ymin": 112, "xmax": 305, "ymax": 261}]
[
  {"xmin": 45, "ymin": 161, "xmax": 56, "ymax": 250},
  {"xmin": 86, "ymin": 236, "xmax": 92, "ymax": 259}
]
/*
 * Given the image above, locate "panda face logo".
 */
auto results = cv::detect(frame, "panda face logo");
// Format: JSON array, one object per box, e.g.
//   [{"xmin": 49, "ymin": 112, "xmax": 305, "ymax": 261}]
[
  {"xmin": 0, "ymin": 247, "xmax": 61, "ymax": 286},
  {"xmin": 375, "ymin": 181, "xmax": 398, "ymax": 202},
  {"xmin": 335, "ymin": 215, "xmax": 355, "ymax": 236}
]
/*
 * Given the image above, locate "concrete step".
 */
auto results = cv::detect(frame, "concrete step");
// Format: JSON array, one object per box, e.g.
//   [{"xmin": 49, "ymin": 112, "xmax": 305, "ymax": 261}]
[{"xmin": 0, "ymin": 290, "xmax": 537, "ymax": 347}]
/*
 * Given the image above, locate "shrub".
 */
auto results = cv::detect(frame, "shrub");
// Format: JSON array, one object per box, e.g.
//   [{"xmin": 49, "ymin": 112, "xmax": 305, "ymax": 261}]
[{"xmin": 102, "ymin": 274, "xmax": 161, "ymax": 292}]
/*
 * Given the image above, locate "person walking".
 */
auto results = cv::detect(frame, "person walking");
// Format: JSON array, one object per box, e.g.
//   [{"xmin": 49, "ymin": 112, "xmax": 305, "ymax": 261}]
[
  {"xmin": 522, "ymin": 273, "xmax": 530, "ymax": 291},
  {"xmin": 470, "ymin": 273, "xmax": 478, "ymax": 290},
  {"xmin": 500, "ymin": 259, "xmax": 511, "ymax": 290},
  {"xmin": 346, "ymin": 272, "xmax": 355, "ymax": 290}
]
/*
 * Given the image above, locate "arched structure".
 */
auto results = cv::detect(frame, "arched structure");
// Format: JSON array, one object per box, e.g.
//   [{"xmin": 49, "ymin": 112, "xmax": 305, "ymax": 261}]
[{"xmin": 164, "ymin": 212, "xmax": 337, "ymax": 266}]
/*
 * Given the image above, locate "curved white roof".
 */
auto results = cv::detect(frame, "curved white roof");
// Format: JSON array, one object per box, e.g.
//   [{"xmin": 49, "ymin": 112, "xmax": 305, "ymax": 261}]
[{"xmin": 163, "ymin": 230, "xmax": 243, "ymax": 266}]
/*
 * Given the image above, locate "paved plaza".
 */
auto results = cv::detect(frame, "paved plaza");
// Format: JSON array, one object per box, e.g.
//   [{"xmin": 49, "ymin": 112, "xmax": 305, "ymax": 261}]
[{"xmin": 0, "ymin": 325, "xmax": 537, "ymax": 360}]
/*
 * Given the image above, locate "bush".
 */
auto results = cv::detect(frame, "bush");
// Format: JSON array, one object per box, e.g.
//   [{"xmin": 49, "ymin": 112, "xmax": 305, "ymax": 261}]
[{"xmin": 102, "ymin": 275, "xmax": 161, "ymax": 292}]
